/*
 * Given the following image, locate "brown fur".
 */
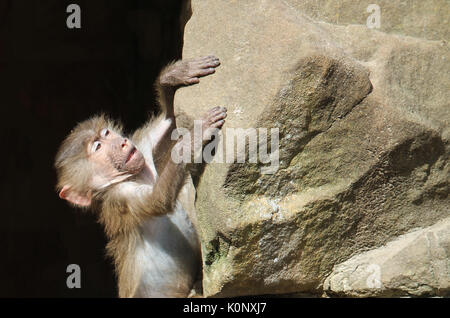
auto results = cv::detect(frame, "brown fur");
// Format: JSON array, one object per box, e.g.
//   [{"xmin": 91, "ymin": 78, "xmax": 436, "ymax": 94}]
[{"xmin": 54, "ymin": 56, "xmax": 224, "ymax": 297}]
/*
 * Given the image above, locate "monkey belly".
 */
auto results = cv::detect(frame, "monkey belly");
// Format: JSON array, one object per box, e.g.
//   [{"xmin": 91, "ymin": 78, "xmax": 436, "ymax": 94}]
[{"xmin": 133, "ymin": 204, "xmax": 201, "ymax": 297}]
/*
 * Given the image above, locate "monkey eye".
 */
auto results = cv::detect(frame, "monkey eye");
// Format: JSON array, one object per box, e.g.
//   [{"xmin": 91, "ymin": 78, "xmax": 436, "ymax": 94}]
[
  {"xmin": 100, "ymin": 128, "xmax": 110, "ymax": 138},
  {"xmin": 92, "ymin": 141, "xmax": 101, "ymax": 153}
]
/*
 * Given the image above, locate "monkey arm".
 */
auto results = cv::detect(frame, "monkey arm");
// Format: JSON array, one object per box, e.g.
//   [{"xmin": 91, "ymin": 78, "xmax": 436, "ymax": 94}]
[
  {"xmin": 151, "ymin": 76, "xmax": 177, "ymax": 165},
  {"xmin": 134, "ymin": 67, "xmax": 179, "ymax": 171},
  {"xmin": 149, "ymin": 56, "xmax": 220, "ymax": 167},
  {"xmin": 131, "ymin": 87, "xmax": 176, "ymax": 173},
  {"xmin": 148, "ymin": 114, "xmax": 176, "ymax": 170},
  {"xmin": 125, "ymin": 105, "xmax": 227, "ymax": 223}
]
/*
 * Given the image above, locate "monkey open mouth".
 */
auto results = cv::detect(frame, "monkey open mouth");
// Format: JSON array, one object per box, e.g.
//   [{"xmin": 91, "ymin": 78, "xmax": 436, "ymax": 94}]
[{"xmin": 126, "ymin": 147, "xmax": 137, "ymax": 164}]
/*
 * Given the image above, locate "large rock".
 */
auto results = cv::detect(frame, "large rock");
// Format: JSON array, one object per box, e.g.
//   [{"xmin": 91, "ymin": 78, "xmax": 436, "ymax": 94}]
[
  {"xmin": 290, "ymin": 0, "xmax": 450, "ymax": 41},
  {"xmin": 175, "ymin": 0, "xmax": 449, "ymax": 297},
  {"xmin": 324, "ymin": 217, "xmax": 450, "ymax": 297}
]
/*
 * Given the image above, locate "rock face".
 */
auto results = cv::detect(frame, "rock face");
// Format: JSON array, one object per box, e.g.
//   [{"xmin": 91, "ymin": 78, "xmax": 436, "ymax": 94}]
[
  {"xmin": 289, "ymin": 0, "xmax": 450, "ymax": 41},
  {"xmin": 324, "ymin": 218, "xmax": 450, "ymax": 297},
  {"xmin": 174, "ymin": 0, "xmax": 449, "ymax": 297}
]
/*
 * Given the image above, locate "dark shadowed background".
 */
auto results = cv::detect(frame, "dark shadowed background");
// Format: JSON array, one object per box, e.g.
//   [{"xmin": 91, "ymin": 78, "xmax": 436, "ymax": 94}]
[{"xmin": 0, "ymin": 0, "xmax": 185, "ymax": 297}]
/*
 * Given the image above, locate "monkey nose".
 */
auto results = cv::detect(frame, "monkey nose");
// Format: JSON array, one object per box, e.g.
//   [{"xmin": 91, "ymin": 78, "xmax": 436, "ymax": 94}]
[{"xmin": 121, "ymin": 139, "xmax": 128, "ymax": 148}]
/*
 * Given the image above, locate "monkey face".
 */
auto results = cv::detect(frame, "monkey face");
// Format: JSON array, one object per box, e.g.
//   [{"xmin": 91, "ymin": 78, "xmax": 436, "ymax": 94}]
[{"xmin": 87, "ymin": 128, "xmax": 145, "ymax": 188}]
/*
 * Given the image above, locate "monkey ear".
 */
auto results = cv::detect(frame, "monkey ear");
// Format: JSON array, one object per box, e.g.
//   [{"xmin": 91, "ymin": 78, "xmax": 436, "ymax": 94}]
[{"xmin": 59, "ymin": 185, "xmax": 92, "ymax": 207}]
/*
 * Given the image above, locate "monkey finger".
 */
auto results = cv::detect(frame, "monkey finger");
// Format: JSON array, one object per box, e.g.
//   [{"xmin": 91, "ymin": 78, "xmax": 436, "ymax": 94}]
[
  {"xmin": 211, "ymin": 112, "xmax": 227, "ymax": 123},
  {"xmin": 199, "ymin": 60, "xmax": 220, "ymax": 69},
  {"xmin": 186, "ymin": 77, "xmax": 200, "ymax": 85},
  {"xmin": 211, "ymin": 120, "xmax": 225, "ymax": 129},
  {"xmin": 207, "ymin": 57, "xmax": 220, "ymax": 66},
  {"xmin": 193, "ymin": 56, "xmax": 218, "ymax": 65},
  {"xmin": 207, "ymin": 106, "xmax": 222, "ymax": 117},
  {"xmin": 196, "ymin": 56, "xmax": 220, "ymax": 65},
  {"xmin": 209, "ymin": 106, "xmax": 227, "ymax": 116},
  {"xmin": 191, "ymin": 68, "xmax": 216, "ymax": 79}
]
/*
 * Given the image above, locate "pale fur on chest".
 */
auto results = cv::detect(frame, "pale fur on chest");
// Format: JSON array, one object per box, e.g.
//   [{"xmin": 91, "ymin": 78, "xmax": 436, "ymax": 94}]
[{"xmin": 133, "ymin": 202, "xmax": 200, "ymax": 297}]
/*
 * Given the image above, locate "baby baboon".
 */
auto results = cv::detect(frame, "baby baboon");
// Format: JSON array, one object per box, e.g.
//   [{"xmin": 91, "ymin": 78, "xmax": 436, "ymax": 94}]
[{"xmin": 55, "ymin": 56, "xmax": 227, "ymax": 297}]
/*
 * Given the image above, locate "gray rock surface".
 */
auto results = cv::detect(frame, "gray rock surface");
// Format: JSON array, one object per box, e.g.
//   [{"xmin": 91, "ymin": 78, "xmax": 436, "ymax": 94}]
[
  {"xmin": 324, "ymin": 218, "xmax": 450, "ymax": 297},
  {"xmin": 175, "ymin": 0, "xmax": 449, "ymax": 297}
]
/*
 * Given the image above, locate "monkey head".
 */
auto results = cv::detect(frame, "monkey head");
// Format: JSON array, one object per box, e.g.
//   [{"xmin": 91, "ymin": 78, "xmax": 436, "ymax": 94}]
[{"xmin": 55, "ymin": 114, "xmax": 145, "ymax": 208}]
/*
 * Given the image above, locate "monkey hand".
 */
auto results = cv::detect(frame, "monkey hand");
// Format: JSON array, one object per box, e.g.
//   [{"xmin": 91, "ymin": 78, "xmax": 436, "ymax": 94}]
[
  {"xmin": 187, "ymin": 106, "xmax": 227, "ymax": 165},
  {"xmin": 159, "ymin": 56, "xmax": 220, "ymax": 88},
  {"xmin": 200, "ymin": 106, "xmax": 227, "ymax": 143}
]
